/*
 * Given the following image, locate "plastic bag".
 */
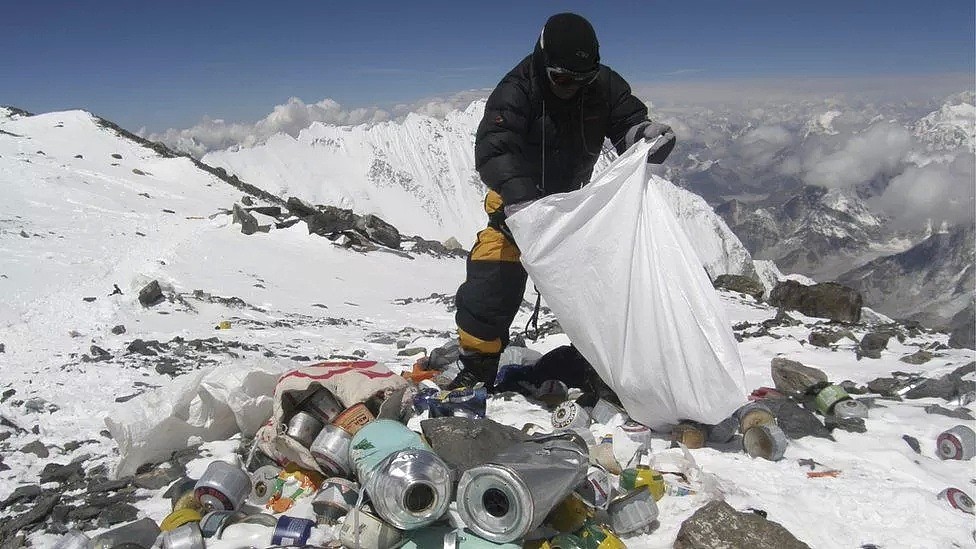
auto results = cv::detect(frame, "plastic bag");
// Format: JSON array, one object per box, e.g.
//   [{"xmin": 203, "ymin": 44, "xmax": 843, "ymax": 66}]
[{"xmin": 506, "ymin": 139, "xmax": 747, "ymax": 428}]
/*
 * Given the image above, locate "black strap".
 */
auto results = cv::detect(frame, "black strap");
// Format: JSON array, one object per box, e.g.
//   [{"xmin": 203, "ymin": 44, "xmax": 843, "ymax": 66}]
[{"xmin": 523, "ymin": 288, "xmax": 542, "ymax": 341}]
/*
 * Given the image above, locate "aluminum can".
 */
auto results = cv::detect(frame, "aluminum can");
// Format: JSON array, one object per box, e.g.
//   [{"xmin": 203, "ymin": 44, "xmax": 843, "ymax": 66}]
[
  {"xmin": 310, "ymin": 423, "xmax": 353, "ymax": 477},
  {"xmin": 248, "ymin": 464, "xmax": 282, "ymax": 507},
  {"xmin": 737, "ymin": 402, "xmax": 776, "ymax": 434},
  {"xmin": 333, "ymin": 402, "xmax": 375, "ymax": 436},
  {"xmin": 814, "ymin": 385, "xmax": 851, "ymax": 415},
  {"xmin": 607, "ymin": 488, "xmax": 658, "ymax": 535},
  {"xmin": 286, "ymin": 411, "xmax": 324, "ymax": 447},
  {"xmin": 52, "ymin": 530, "xmax": 90, "ymax": 549},
  {"xmin": 194, "ymin": 460, "xmax": 251, "ymax": 511},
  {"xmin": 578, "ymin": 522, "xmax": 626, "ymax": 549},
  {"xmin": 938, "ymin": 487, "xmax": 975, "ymax": 514},
  {"xmin": 546, "ymin": 534, "xmax": 587, "ymax": 549},
  {"xmin": 350, "ymin": 420, "xmax": 428, "ymax": 484},
  {"xmin": 301, "ymin": 386, "xmax": 344, "ymax": 424},
  {"xmin": 313, "ymin": 478, "xmax": 361, "ymax": 524},
  {"xmin": 576, "ymin": 465, "xmax": 614, "ymax": 509},
  {"xmin": 833, "ymin": 399, "xmax": 869, "ymax": 419},
  {"xmin": 619, "ymin": 420, "xmax": 653, "ymax": 445},
  {"xmin": 403, "ymin": 526, "xmax": 522, "ymax": 548},
  {"xmin": 552, "ymin": 401, "xmax": 591, "ymax": 430},
  {"xmin": 157, "ymin": 523, "xmax": 204, "ymax": 549},
  {"xmin": 937, "ymin": 425, "xmax": 976, "ymax": 460},
  {"xmin": 591, "ymin": 399, "xmax": 628, "ymax": 425},
  {"xmin": 271, "ymin": 515, "xmax": 315, "ymax": 545},
  {"xmin": 671, "ymin": 422, "xmax": 707, "ymax": 449},
  {"xmin": 547, "ymin": 493, "xmax": 592, "ymax": 533},
  {"xmin": 456, "ymin": 436, "xmax": 589, "ymax": 543},
  {"xmin": 707, "ymin": 414, "xmax": 740, "ymax": 443},
  {"xmin": 159, "ymin": 508, "xmax": 202, "ymax": 532},
  {"xmin": 338, "ymin": 508, "xmax": 403, "ymax": 549},
  {"xmin": 366, "ymin": 448, "xmax": 452, "ymax": 530},
  {"xmin": 199, "ymin": 511, "xmax": 240, "ymax": 538},
  {"xmin": 619, "ymin": 466, "xmax": 665, "ymax": 501},
  {"xmin": 742, "ymin": 424, "xmax": 789, "ymax": 461}
]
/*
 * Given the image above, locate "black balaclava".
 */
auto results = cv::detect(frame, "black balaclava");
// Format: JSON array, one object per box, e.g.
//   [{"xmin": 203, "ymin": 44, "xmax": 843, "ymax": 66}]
[{"xmin": 538, "ymin": 13, "xmax": 600, "ymax": 100}]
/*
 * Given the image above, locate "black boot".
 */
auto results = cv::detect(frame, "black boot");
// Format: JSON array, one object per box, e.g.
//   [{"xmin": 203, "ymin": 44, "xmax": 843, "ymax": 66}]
[{"xmin": 446, "ymin": 353, "xmax": 500, "ymax": 391}]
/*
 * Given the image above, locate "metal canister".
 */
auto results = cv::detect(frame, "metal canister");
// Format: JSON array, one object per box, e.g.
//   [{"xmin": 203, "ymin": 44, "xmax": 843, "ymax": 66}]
[
  {"xmin": 547, "ymin": 493, "xmax": 592, "ymax": 533},
  {"xmin": 199, "ymin": 511, "xmax": 240, "ymax": 538},
  {"xmin": 333, "ymin": 402, "xmax": 376, "ymax": 435},
  {"xmin": 607, "ymin": 489, "xmax": 658, "ymax": 535},
  {"xmin": 248, "ymin": 464, "xmax": 282, "ymax": 507},
  {"xmin": 937, "ymin": 425, "xmax": 976, "ymax": 460},
  {"xmin": 547, "ymin": 534, "xmax": 587, "ymax": 549},
  {"xmin": 404, "ymin": 526, "xmax": 522, "ymax": 549},
  {"xmin": 671, "ymin": 422, "xmax": 707, "ymax": 449},
  {"xmin": 271, "ymin": 515, "xmax": 315, "ymax": 545},
  {"xmin": 588, "ymin": 443, "xmax": 622, "ymax": 475},
  {"xmin": 52, "ymin": 530, "xmax": 90, "ymax": 549},
  {"xmin": 707, "ymin": 414, "xmax": 740, "ymax": 443},
  {"xmin": 157, "ymin": 523, "xmax": 204, "ymax": 549},
  {"xmin": 194, "ymin": 460, "xmax": 251, "ymax": 511},
  {"xmin": 313, "ymin": 478, "xmax": 361, "ymax": 524},
  {"xmin": 814, "ymin": 385, "xmax": 851, "ymax": 415},
  {"xmin": 456, "ymin": 436, "xmax": 589, "ymax": 543},
  {"xmin": 160, "ymin": 508, "xmax": 202, "ymax": 532},
  {"xmin": 576, "ymin": 466, "xmax": 613, "ymax": 509},
  {"xmin": 310, "ymin": 423, "xmax": 353, "ymax": 477},
  {"xmin": 301, "ymin": 386, "xmax": 344, "ymax": 424},
  {"xmin": 350, "ymin": 420, "xmax": 428, "ymax": 484},
  {"xmin": 338, "ymin": 508, "xmax": 404, "ymax": 549},
  {"xmin": 742, "ymin": 424, "xmax": 789, "ymax": 461},
  {"xmin": 938, "ymin": 487, "xmax": 975, "ymax": 514},
  {"xmin": 168, "ymin": 478, "xmax": 200, "ymax": 512},
  {"xmin": 286, "ymin": 411, "xmax": 324, "ymax": 447},
  {"xmin": 619, "ymin": 466, "xmax": 665, "ymax": 501},
  {"xmin": 619, "ymin": 420, "xmax": 653, "ymax": 445},
  {"xmin": 833, "ymin": 399, "xmax": 869, "ymax": 419},
  {"xmin": 552, "ymin": 401, "xmax": 591, "ymax": 430},
  {"xmin": 365, "ymin": 448, "xmax": 452, "ymax": 530},
  {"xmin": 578, "ymin": 522, "xmax": 626, "ymax": 549},
  {"xmin": 591, "ymin": 399, "xmax": 628, "ymax": 425},
  {"xmin": 737, "ymin": 402, "xmax": 776, "ymax": 434}
]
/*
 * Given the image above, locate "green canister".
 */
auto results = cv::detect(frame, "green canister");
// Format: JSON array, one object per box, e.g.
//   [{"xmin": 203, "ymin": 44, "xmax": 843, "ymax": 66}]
[{"xmin": 814, "ymin": 385, "xmax": 851, "ymax": 415}]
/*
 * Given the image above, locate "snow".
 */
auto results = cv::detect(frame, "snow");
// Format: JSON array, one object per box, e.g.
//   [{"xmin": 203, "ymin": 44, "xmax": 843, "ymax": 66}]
[{"xmin": 2, "ymin": 110, "xmax": 975, "ymax": 548}]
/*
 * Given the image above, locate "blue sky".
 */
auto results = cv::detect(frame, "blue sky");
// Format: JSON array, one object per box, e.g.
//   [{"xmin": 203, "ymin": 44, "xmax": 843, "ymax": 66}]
[{"xmin": 3, "ymin": 1, "xmax": 973, "ymax": 132}]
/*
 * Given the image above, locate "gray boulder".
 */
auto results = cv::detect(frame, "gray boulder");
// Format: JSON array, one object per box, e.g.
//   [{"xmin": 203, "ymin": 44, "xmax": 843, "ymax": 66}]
[
  {"xmin": 420, "ymin": 417, "xmax": 527, "ymax": 477},
  {"xmin": 356, "ymin": 214, "xmax": 401, "ymax": 249},
  {"xmin": 285, "ymin": 196, "xmax": 318, "ymax": 217},
  {"xmin": 948, "ymin": 300, "xmax": 974, "ymax": 349},
  {"xmin": 137, "ymin": 280, "xmax": 164, "ymax": 307},
  {"xmin": 767, "ymin": 281, "xmax": 862, "ymax": 323},
  {"xmin": 904, "ymin": 364, "xmax": 975, "ymax": 401},
  {"xmin": 771, "ymin": 357, "xmax": 828, "ymax": 395},
  {"xmin": 807, "ymin": 329, "xmax": 854, "ymax": 348},
  {"xmin": 674, "ymin": 500, "xmax": 810, "ymax": 549},
  {"xmin": 713, "ymin": 274, "xmax": 765, "ymax": 301},
  {"xmin": 305, "ymin": 205, "xmax": 357, "ymax": 236},
  {"xmin": 900, "ymin": 350, "xmax": 934, "ymax": 365},
  {"xmin": 761, "ymin": 398, "xmax": 832, "ymax": 440},
  {"xmin": 232, "ymin": 203, "xmax": 259, "ymax": 235},
  {"xmin": 858, "ymin": 332, "xmax": 891, "ymax": 359}
]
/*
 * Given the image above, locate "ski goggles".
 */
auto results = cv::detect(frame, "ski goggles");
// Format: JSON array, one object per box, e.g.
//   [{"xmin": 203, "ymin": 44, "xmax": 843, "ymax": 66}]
[{"xmin": 546, "ymin": 65, "xmax": 599, "ymax": 87}]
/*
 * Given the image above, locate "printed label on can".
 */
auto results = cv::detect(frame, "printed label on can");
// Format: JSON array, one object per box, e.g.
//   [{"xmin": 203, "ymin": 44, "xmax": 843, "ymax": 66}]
[
  {"xmin": 195, "ymin": 486, "xmax": 233, "ymax": 511},
  {"xmin": 333, "ymin": 403, "xmax": 375, "ymax": 436}
]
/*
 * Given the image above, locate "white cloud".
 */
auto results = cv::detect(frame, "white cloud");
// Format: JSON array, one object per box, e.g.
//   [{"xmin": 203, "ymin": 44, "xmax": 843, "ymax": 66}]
[
  {"xmin": 875, "ymin": 152, "xmax": 975, "ymax": 230},
  {"xmin": 801, "ymin": 122, "xmax": 913, "ymax": 189}
]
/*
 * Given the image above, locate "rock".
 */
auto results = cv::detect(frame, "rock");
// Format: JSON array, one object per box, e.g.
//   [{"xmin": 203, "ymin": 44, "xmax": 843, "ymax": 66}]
[
  {"xmin": 111, "ymin": 324, "xmax": 126, "ymax": 335},
  {"xmin": 126, "ymin": 339, "xmax": 160, "ymax": 356},
  {"xmin": 427, "ymin": 340, "xmax": 461, "ymax": 370},
  {"xmin": 20, "ymin": 440, "xmax": 48, "ymax": 458},
  {"xmin": 290, "ymin": 355, "xmax": 311, "ymax": 362},
  {"xmin": 760, "ymin": 398, "xmax": 832, "ymax": 440},
  {"xmin": 355, "ymin": 214, "xmax": 401, "ymax": 249},
  {"xmin": 90, "ymin": 517, "xmax": 160, "ymax": 548},
  {"xmin": 762, "ymin": 309, "xmax": 802, "ymax": 329},
  {"xmin": 443, "ymin": 237, "xmax": 464, "ymax": 251},
  {"xmin": 396, "ymin": 347, "xmax": 426, "ymax": 357},
  {"xmin": 82, "ymin": 296, "xmax": 97, "ymax": 302},
  {"xmin": 713, "ymin": 274, "xmax": 765, "ymax": 300},
  {"xmin": 89, "ymin": 345, "xmax": 112, "ymax": 361},
  {"xmin": 866, "ymin": 377, "xmax": 907, "ymax": 397},
  {"xmin": 241, "ymin": 195, "xmax": 254, "ymax": 206},
  {"xmin": 902, "ymin": 434, "xmax": 921, "ymax": 454},
  {"xmin": 39, "ymin": 461, "xmax": 84, "ymax": 484},
  {"xmin": 420, "ymin": 417, "xmax": 528, "ymax": 475},
  {"xmin": 0, "ymin": 493, "xmax": 60, "ymax": 541},
  {"xmin": 673, "ymin": 500, "xmax": 810, "ymax": 549},
  {"xmin": 904, "ymin": 368, "xmax": 975, "ymax": 401},
  {"xmin": 948, "ymin": 300, "xmax": 974, "ymax": 349},
  {"xmin": 366, "ymin": 333, "xmax": 398, "ymax": 345},
  {"xmin": 0, "ymin": 485, "xmax": 41, "ymax": 508},
  {"xmin": 285, "ymin": 196, "xmax": 318, "ymax": 217},
  {"xmin": 133, "ymin": 465, "xmax": 183, "ymax": 490},
  {"xmin": 88, "ymin": 478, "xmax": 132, "ymax": 494},
  {"xmin": 923, "ymin": 404, "xmax": 974, "ymax": 420},
  {"xmin": 0, "ymin": 389, "xmax": 13, "ymax": 402},
  {"xmin": 767, "ymin": 280, "xmax": 862, "ymax": 323},
  {"xmin": 770, "ymin": 357, "xmax": 828, "ymax": 395},
  {"xmin": 276, "ymin": 218, "xmax": 302, "ymax": 229},
  {"xmin": 950, "ymin": 361, "xmax": 975, "ymax": 378},
  {"xmin": 857, "ymin": 332, "xmax": 891, "ymax": 359},
  {"xmin": 232, "ymin": 203, "xmax": 259, "ymax": 235},
  {"xmin": 838, "ymin": 380, "xmax": 866, "ymax": 395},
  {"xmin": 248, "ymin": 206, "xmax": 282, "ymax": 218},
  {"xmin": 900, "ymin": 350, "xmax": 934, "ymax": 365},
  {"xmin": 807, "ymin": 329, "xmax": 853, "ymax": 348},
  {"xmin": 824, "ymin": 415, "xmax": 866, "ymax": 433},
  {"xmin": 305, "ymin": 205, "xmax": 357, "ymax": 236},
  {"xmin": 0, "ymin": 343, "xmax": 4, "ymax": 353},
  {"xmin": 111, "ymin": 153, "xmax": 122, "ymax": 159},
  {"xmin": 137, "ymin": 280, "xmax": 164, "ymax": 307},
  {"xmin": 97, "ymin": 503, "xmax": 139, "ymax": 527}
]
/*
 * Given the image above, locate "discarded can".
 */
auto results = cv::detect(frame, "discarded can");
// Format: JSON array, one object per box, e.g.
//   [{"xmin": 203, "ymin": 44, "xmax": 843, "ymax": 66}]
[
  {"xmin": 559, "ymin": 426, "xmax": 595, "ymax": 446},
  {"xmin": 814, "ymin": 385, "xmax": 851, "ymax": 415},
  {"xmin": 350, "ymin": 420, "xmax": 428, "ymax": 483},
  {"xmin": 52, "ymin": 530, "xmax": 90, "ymax": 549},
  {"xmin": 578, "ymin": 522, "xmax": 626, "ymax": 549},
  {"xmin": 619, "ymin": 466, "xmax": 665, "ymax": 501},
  {"xmin": 546, "ymin": 534, "xmax": 587, "ymax": 549},
  {"xmin": 937, "ymin": 425, "xmax": 976, "ymax": 461},
  {"xmin": 588, "ymin": 443, "xmax": 622, "ymax": 475},
  {"xmin": 576, "ymin": 466, "xmax": 613, "ymax": 509},
  {"xmin": 338, "ymin": 508, "xmax": 403, "ymax": 549},
  {"xmin": 198, "ymin": 511, "xmax": 240, "ymax": 538},
  {"xmin": 535, "ymin": 380, "xmax": 570, "ymax": 406},
  {"xmin": 217, "ymin": 320, "xmax": 231, "ymax": 330},
  {"xmin": 938, "ymin": 487, "xmax": 975, "ymax": 515},
  {"xmin": 608, "ymin": 488, "xmax": 658, "ymax": 535},
  {"xmin": 547, "ymin": 493, "xmax": 592, "ymax": 533},
  {"xmin": 194, "ymin": 460, "xmax": 251, "ymax": 511},
  {"xmin": 271, "ymin": 515, "xmax": 315, "ymax": 545},
  {"xmin": 157, "ymin": 523, "xmax": 204, "ymax": 549},
  {"xmin": 671, "ymin": 421, "xmax": 707, "ymax": 449},
  {"xmin": 619, "ymin": 420, "xmax": 653, "ymax": 445},
  {"xmin": 833, "ymin": 399, "xmax": 869, "ymax": 419},
  {"xmin": 707, "ymin": 414, "xmax": 740, "ymax": 444},
  {"xmin": 552, "ymin": 401, "xmax": 591, "ymax": 430},
  {"xmin": 743, "ymin": 424, "xmax": 789, "ymax": 461},
  {"xmin": 160, "ymin": 508, "xmax": 202, "ymax": 532},
  {"xmin": 313, "ymin": 478, "xmax": 361, "ymax": 524},
  {"xmin": 737, "ymin": 402, "xmax": 776, "ymax": 434},
  {"xmin": 457, "ymin": 436, "xmax": 589, "ymax": 543},
  {"xmin": 168, "ymin": 478, "xmax": 200, "ymax": 511},
  {"xmin": 286, "ymin": 411, "xmax": 324, "ymax": 447},
  {"xmin": 301, "ymin": 386, "xmax": 344, "ymax": 424},
  {"xmin": 333, "ymin": 402, "xmax": 376, "ymax": 436},
  {"xmin": 310, "ymin": 423, "xmax": 353, "ymax": 477},
  {"xmin": 404, "ymin": 526, "xmax": 522, "ymax": 548},
  {"xmin": 591, "ymin": 399, "xmax": 628, "ymax": 425},
  {"xmin": 366, "ymin": 448, "xmax": 452, "ymax": 529},
  {"xmin": 248, "ymin": 464, "xmax": 282, "ymax": 507}
]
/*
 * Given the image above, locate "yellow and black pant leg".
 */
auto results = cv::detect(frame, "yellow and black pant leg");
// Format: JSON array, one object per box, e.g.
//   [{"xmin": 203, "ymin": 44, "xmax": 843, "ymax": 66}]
[{"xmin": 455, "ymin": 191, "xmax": 528, "ymax": 356}]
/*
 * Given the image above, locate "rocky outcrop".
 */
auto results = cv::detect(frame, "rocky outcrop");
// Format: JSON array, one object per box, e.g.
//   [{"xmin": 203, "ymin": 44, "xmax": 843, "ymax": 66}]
[
  {"xmin": 674, "ymin": 500, "xmax": 810, "ymax": 549},
  {"xmin": 713, "ymin": 274, "xmax": 765, "ymax": 300},
  {"xmin": 767, "ymin": 281, "xmax": 863, "ymax": 323}
]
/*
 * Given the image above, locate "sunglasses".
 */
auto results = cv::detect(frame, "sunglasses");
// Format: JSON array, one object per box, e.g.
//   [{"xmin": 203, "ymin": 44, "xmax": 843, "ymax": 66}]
[{"xmin": 546, "ymin": 65, "xmax": 599, "ymax": 87}]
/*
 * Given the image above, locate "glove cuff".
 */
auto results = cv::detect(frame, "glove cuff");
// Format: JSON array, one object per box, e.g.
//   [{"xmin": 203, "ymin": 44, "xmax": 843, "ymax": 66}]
[{"xmin": 623, "ymin": 121, "xmax": 652, "ymax": 150}]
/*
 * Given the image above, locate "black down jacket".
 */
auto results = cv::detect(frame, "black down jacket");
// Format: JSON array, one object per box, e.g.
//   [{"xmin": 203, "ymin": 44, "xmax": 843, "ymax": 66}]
[{"xmin": 475, "ymin": 42, "xmax": 650, "ymax": 206}]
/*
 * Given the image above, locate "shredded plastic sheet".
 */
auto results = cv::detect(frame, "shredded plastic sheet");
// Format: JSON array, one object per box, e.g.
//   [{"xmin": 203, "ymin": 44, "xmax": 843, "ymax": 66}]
[{"xmin": 506, "ymin": 139, "xmax": 748, "ymax": 429}]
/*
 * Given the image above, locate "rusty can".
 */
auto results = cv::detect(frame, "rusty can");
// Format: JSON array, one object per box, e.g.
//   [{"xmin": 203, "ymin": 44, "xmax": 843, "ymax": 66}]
[
  {"xmin": 742, "ymin": 424, "xmax": 789, "ymax": 461},
  {"xmin": 333, "ymin": 402, "xmax": 376, "ymax": 436},
  {"xmin": 194, "ymin": 460, "xmax": 251, "ymax": 512},
  {"xmin": 737, "ymin": 402, "xmax": 776, "ymax": 434},
  {"xmin": 671, "ymin": 422, "xmax": 707, "ymax": 449}
]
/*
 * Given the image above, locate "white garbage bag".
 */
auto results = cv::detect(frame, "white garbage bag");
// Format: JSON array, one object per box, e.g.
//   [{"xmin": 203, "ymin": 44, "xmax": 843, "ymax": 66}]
[{"xmin": 506, "ymin": 139, "xmax": 747, "ymax": 429}]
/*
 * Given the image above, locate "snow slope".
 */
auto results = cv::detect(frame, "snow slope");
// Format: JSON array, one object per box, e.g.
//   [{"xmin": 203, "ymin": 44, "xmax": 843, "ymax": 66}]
[{"xmin": 1, "ymin": 109, "xmax": 975, "ymax": 548}]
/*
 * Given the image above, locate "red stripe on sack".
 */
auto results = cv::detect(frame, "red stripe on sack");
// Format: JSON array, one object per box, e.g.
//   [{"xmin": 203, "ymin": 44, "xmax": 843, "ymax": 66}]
[{"xmin": 278, "ymin": 361, "xmax": 396, "ymax": 384}]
